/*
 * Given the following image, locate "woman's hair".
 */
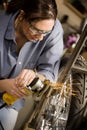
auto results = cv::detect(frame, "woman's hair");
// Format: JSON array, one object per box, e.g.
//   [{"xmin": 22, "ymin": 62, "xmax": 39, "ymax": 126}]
[{"xmin": 6, "ymin": 0, "xmax": 58, "ymax": 21}]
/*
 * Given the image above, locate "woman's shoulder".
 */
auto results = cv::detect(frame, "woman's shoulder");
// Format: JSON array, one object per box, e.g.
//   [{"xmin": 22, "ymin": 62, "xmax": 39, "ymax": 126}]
[
  {"xmin": 0, "ymin": 9, "xmax": 11, "ymax": 23},
  {"xmin": 46, "ymin": 18, "xmax": 63, "ymax": 40},
  {"xmin": 0, "ymin": 9, "xmax": 5, "ymax": 16},
  {"xmin": 53, "ymin": 19, "xmax": 63, "ymax": 33},
  {"xmin": 0, "ymin": 10, "xmax": 12, "ymax": 44}
]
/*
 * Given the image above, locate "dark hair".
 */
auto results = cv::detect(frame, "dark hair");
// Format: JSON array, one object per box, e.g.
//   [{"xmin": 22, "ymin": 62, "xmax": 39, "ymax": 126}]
[{"xmin": 6, "ymin": 0, "xmax": 57, "ymax": 21}]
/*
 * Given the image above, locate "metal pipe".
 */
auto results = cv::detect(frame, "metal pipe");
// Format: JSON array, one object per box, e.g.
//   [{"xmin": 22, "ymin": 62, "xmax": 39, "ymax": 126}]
[{"xmin": 58, "ymin": 24, "xmax": 87, "ymax": 83}]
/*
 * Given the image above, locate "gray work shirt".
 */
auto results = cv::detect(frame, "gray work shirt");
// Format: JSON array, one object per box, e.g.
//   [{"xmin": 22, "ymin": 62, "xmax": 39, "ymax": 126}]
[
  {"xmin": 0, "ymin": 11, "xmax": 64, "ymax": 82},
  {"xmin": 0, "ymin": 11, "xmax": 64, "ymax": 110}
]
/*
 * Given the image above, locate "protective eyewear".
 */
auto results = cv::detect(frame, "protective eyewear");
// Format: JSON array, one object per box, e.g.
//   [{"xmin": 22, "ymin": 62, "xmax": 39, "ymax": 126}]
[{"xmin": 29, "ymin": 23, "xmax": 52, "ymax": 35}]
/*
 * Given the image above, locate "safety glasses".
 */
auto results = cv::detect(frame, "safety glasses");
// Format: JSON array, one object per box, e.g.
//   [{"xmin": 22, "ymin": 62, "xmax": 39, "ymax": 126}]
[{"xmin": 29, "ymin": 22, "xmax": 52, "ymax": 35}]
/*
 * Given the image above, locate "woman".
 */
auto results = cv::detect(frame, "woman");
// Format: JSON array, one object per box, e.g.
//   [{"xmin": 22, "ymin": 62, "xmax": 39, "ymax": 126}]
[{"xmin": 0, "ymin": 0, "xmax": 64, "ymax": 129}]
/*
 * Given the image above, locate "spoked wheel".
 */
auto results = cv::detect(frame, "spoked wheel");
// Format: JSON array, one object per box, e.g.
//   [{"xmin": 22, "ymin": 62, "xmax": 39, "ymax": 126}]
[{"xmin": 66, "ymin": 54, "xmax": 87, "ymax": 130}]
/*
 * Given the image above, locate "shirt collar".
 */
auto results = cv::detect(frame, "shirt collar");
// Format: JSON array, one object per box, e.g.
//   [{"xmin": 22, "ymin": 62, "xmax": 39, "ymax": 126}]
[{"xmin": 5, "ymin": 12, "xmax": 19, "ymax": 41}]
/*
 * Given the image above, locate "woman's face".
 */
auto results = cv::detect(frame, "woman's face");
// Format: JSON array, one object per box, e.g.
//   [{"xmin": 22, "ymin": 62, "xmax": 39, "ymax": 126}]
[{"xmin": 22, "ymin": 19, "xmax": 55, "ymax": 42}]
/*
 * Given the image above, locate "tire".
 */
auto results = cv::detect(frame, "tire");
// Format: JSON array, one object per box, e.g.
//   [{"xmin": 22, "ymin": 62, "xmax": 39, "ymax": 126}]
[{"xmin": 66, "ymin": 55, "xmax": 87, "ymax": 130}]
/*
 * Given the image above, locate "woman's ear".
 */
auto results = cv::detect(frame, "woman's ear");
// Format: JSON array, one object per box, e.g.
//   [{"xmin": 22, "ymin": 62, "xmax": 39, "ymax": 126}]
[
  {"xmin": 19, "ymin": 10, "xmax": 25, "ymax": 21},
  {"xmin": 20, "ymin": 10, "xmax": 25, "ymax": 15}
]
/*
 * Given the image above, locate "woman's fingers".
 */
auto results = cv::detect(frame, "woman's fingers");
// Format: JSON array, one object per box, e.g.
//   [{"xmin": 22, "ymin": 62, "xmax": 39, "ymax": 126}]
[{"xmin": 16, "ymin": 69, "xmax": 36, "ymax": 87}]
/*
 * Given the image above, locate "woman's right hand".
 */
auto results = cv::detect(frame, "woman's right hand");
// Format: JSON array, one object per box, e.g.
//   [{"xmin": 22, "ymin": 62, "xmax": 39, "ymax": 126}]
[{"xmin": 0, "ymin": 78, "xmax": 28, "ymax": 98}]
